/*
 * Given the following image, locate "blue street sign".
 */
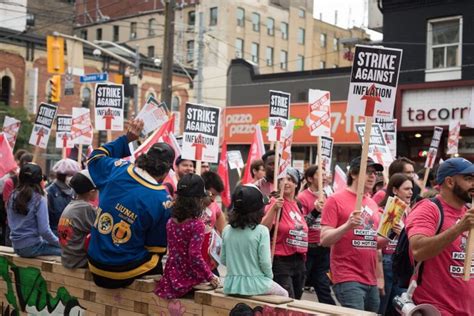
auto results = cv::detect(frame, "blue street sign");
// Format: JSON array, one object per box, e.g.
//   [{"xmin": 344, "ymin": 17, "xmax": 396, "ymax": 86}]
[{"xmin": 80, "ymin": 73, "xmax": 108, "ymax": 83}]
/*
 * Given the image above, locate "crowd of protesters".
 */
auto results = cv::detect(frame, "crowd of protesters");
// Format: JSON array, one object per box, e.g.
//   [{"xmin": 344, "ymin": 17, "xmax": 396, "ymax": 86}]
[{"xmin": 0, "ymin": 118, "xmax": 473, "ymax": 315}]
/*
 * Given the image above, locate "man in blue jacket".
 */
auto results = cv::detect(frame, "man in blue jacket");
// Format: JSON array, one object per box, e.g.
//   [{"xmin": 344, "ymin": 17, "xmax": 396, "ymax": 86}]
[{"xmin": 87, "ymin": 119, "xmax": 175, "ymax": 288}]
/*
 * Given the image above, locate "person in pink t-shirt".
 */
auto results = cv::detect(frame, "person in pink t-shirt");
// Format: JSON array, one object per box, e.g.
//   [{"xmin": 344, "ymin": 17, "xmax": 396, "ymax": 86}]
[
  {"xmin": 262, "ymin": 167, "xmax": 308, "ymax": 299},
  {"xmin": 321, "ymin": 156, "xmax": 385, "ymax": 312},
  {"xmin": 377, "ymin": 173, "xmax": 413, "ymax": 316},
  {"xmin": 406, "ymin": 158, "xmax": 474, "ymax": 315},
  {"xmin": 297, "ymin": 165, "xmax": 335, "ymax": 305}
]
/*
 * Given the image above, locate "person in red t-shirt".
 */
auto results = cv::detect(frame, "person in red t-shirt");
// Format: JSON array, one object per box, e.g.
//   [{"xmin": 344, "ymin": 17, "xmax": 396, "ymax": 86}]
[
  {"xmin": 297, "ymin": 165, "xmax": 335, "ymax": 305},
  {"xmin": 377, "ymin": 173, "xmax": 413, "ymax": 316},
  {"xmin": 262, "ymin": 167, "xmax": 308, "ymax": 299},
  {"xmin": 320, "ymin": 156, "xmax": 385, "ymax": 312},
  {"xmin": 406, "ymin": 158, "xmax": 474, "ymax": 315}
]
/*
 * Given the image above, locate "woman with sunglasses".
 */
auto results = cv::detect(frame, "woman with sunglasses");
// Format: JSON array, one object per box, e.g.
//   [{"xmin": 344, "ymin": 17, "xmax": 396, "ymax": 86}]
[
  {"xmin": 378, "ymin": 173, "xmax": 413, "ymax": 316},
  {"xmin": 261, "ymin": 167, "xmax": 308, "ymax": 299}
]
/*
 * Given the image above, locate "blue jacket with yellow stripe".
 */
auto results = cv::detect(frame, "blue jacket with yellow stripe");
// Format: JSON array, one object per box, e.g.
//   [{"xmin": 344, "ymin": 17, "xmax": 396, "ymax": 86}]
[{"xmin": 87, "ymin": 135, "xmax": 172, "ymax": 280}]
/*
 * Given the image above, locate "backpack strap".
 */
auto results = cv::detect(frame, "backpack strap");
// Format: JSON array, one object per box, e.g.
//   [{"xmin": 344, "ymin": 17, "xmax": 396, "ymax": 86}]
[{"xmin": 415, "ymin": 197, "xmax": 444, "ymax": 285}]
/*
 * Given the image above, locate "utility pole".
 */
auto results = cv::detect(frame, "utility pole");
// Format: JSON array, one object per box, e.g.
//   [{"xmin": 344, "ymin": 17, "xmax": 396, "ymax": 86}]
[
  {"xmin": 133, "ymin": 44, "xmax": 140, "ymax": 116},
  {"xmin": 196, "ymin": 11, "xmax": 204, "ymax": 104},
  {"xmin": 160, "ymin": 0, "xmax": 175, "ymax": 110}
]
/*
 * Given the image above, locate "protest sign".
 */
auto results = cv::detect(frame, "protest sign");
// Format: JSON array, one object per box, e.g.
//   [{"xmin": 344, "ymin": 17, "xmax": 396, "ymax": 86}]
[
  {"xmin": 268, "ymin": 90, "xmax": 290, "ymax": 142},
  {"xmin": 2, "ymin": 116, "xmax": 21, "ymax": 150},
  {"xmin": 182, "ymin": 103, "xmax": 221, "ymax": 164},
  {"xmin": 378, "ymin": 196, "xmax": 407, "ymax": 240},
  {"xmin": 71, "ymin": 107, "xmax": 93, "ymax": 145},
  {"xmin": 29, "ymin": 103, "xmax": 57, "ymax": 149},
  {"xmin": 292, "ymin": 160, "xmax": 305, "ymax": 175},
  {"xmin": 447, "ymin": 120, "xmax": 461, "ymax": 156},
  {"xmin": 94, "ymin": 83, "xmax": 124, "ymax": 131},
  {"xmin": 319, "ymin": 136, "xmax": 334, "ymax": 173},
  {"xmin": 55, "ymin": 115, "xmax": 73, "ymax": 149},
  {"xmin": 227, "ymin": 150, "xmax": 244, "ymax": 170},
  {"xmin": 347, "ymin": 45, "xmax": 403, "ymax": 120},
  {"xmin": 355, "ymin": 122, "xmax": 393, "ymax": 167},
  {"xmin": 425, "ymin": 126, "xmax": 443, "ymax": 169},
  {"xmin": 136, "ymin": 95, "xmax": 169, "ymax": 136},
  {"xmin": 375, "ymin": 118, "xmax": 397, "ymax": 158},
  {"xmin": 277, "ymin": 120, "xmax": 295, "ymax": 179},
  {"xmin": 308, "ymin": 89, "xmax": 331, "ymax": 137}
]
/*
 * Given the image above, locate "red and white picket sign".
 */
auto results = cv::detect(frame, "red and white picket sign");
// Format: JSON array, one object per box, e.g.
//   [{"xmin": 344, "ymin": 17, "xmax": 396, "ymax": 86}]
[
  {"xmin": 308, "ymin": 89, "xmax": 331, "ymax": 137},
  {"xmin": 71, "ymin": 108, "xmax": 93, "ymax": 145},
  {"xmin": 277, "ymin": 120, "xmax": 295, "ymax": 179},
  {"xmin": 2, "ymin": 116, "xmax": 21, "ymax": 150},
  {"xmin": 447, "ymin": 120, "xmax": 461, "ymax": 155}
]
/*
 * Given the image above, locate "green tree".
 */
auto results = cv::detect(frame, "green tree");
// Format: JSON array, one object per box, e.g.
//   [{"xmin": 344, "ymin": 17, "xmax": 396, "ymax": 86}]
[{"xmin": 0, "ymin": 102, "xmax": 33, "ymax": 152}]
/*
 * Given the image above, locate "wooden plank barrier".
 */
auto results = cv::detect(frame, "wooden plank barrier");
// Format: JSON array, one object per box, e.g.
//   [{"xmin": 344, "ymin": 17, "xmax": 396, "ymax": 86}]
[{"xmin": 0, "ymin": 249, "xmax": 375, "ymax": 315}]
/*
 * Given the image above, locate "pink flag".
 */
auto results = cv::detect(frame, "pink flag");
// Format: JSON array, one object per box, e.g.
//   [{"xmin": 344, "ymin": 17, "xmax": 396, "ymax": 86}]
[
  {"xmin": 217, "ymin": 141, "xmax": 231, "ymax": 208},
  {"xmin": 333, "ymin": 165, "xmax": 347, "ymax": 193},
  {"xmin": 242, "ymin": 124, "xmax": 265, "ymax": 184},
  {"xmin": 0, "ymin": 133, "xmax": 17, "ymax": 178}
]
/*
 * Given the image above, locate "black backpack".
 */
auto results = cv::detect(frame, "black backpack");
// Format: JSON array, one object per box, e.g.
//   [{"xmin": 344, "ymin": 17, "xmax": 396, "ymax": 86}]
[{"xmin": 392, "ymin": 197, "xmax": 444, "ymax": 288}]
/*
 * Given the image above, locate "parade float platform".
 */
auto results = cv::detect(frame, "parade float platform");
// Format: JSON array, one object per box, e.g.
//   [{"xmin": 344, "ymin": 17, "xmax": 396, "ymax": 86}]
[{"xmin": 0, "ymin": 247, "xmax": 375, "ymax": 315}]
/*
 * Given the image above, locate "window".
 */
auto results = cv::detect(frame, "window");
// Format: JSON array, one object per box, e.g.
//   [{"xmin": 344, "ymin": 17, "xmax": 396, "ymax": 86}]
[
  {"xmin": 298, "ymin": 8, "xmax": 305, "ymax": 18},
  {"xmin": 251, "ymin": 42, "xmax": 259, "ymax": 63},
  {"xmin": 147, "ymin": 46, "xmax": 155, "ymax": 58},
  {"xmin": 210, "ymin": 7, "xmax": 218, "ymax": 26},
  {"xmin": 130, "ymin": 22, "xmax": 137, "ymax": 39},
  {"xmin": 187, "ymin": 40, "xmax": 194, "ymax": 62},
  {"xmin": 235, "ymin": 38, "xmax": 244, "ymax": 58},
  {"xmin": 113, "ymin": 25, "xmax": 119, "ymax": 42},
  {"xmin": 266, "ymin": 47, "xmax": 274, "ymax": 66},
  {"xmin": 297, "ymin": 55, "xmax": 304, "ymax": 71},
  {"xmin": 171, "ymin": 96, "xmax": 180, "ymax": 112},
  {"xmin": 188, "ymin": 11, "xmax": 195, "ymax": 27},
  {"xmin": 320, "ymin": 61, "xmax": 326, "ymax": 69},
  {"xmin": 252, "ymin": 13, "xmax": 260, "ymax": 32},
  {"xmin": 148, "ymin": 18, "xmax": 157, "ymax": 36},
  {"xmin": 96, "ymin": 28, "xmax": 102, "ymax": 41},
  {"xmin": 236, "ymin": 7, "xmax": 245, "ymax": 27},
  {"xmin": 281, "ymin": 22, "xmax": 288, "ymax": 40},
  {"xmin": 81, "ymin": 87, "xmax": 91, "ymax": 108},
  {"xmin": 0, "ymin": 76, "xmax": 11, "ymax": 106},
  {"xmin": 427, "ymin": 17, "xmax": 462, "ymax": 69},
  {"xmin": 320, "ymin": 33, "xmax": 327, "ymax": 48},
  {"xmin": 333, "ymin": 38, "xmax": 339, "ymax": 51},
  {"xmin": 80, "ymin": 30, "xmax": 87, "ymax": 40},
  {"xmin": 333, "ymin": 64, "xmax": 338, "ymax": 68},
  {"xmin": 280, "ymin": 50, "xmax": 288, "ymax": 69},
  {"xmin": 297, "ymin": 28, "xmax": 305, "ymax": 44},
  {"xmin": 267, "ymin": 18, "xmax": 274, "ymax": 36}
]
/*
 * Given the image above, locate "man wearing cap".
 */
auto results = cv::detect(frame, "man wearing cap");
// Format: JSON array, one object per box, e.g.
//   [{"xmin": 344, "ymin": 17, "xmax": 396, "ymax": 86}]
[
  {"xmin": 87, "ymin": 119, "xmax": 175, "ymax": 288},
  {"xmin": 405, "ymin": 158, "xmax": 474, "ymax": 315},
  {"xmin": 175, "ymin": 155, "xmax": 195, "ymax": 180},
  {"xmin": 320, "ymin": 157, "xmax": 384, "ymax": 312},
  {"xmin": 255, "ymin": 150, "xmax": 276, "ymax": 197}
]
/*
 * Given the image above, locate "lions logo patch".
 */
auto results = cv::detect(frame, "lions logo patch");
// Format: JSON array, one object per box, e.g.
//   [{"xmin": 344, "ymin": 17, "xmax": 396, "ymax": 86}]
[
  {"xmin": 112, "ymin": 220, "xmax": 132, "ymax": 244},
  {"xmin": 114, "ymin": 159, "xmax": 128, "ymax": 167},
  {"xmin": 98, "ymin": 213, "xmax": 114, "ymax": 234}
]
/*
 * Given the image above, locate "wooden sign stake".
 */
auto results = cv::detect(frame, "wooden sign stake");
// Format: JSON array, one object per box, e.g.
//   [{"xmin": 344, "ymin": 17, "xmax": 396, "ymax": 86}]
[
  {"xmin": 420, "ymin": 167, "xmax": 431, "ymax": 192},
  {"xmin": 463, "ymin": 197, "xmax": 474, "ymax": 281},
  {"xmin": 317, "ymin": 136, "xmax": 324, "ymax": 200},
  {"xmin": 195, "ymin": 160, "xmax": 202, "ymax": 175},
  {"xmin": 355, "ymin": 117, "xmax": 374, "ymax": 212},
  {"xmin": 77, "ymin": 144, "xmax": 83, "ymax": 166}
]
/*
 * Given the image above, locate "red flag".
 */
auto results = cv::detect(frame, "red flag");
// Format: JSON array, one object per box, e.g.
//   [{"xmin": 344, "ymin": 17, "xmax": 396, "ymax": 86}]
[
  {"xmin": 217, "ymin": 141, "xmax": 231, "ymax": 208},
  {"xmin": 0, "ymin": 133, "xmax": 17, "ymax": 178},
  {"xmin": 242, "ymin": 124, "xmax": 265, "ymax": 184},
  {"xmin": 333, "ymin": 165, "xmax": 347, "ymax": 193}
]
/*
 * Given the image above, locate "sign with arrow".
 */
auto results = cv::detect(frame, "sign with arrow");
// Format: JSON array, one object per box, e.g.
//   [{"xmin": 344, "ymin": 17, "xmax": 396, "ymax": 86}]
[
  {"xmin": 29, "ymin": 102, "xmax": 57, "ymax": 149},
  {"xmin": 94, "ymin": 83, "xmax": 124, "ymax": 131},
  {"xmin": 71, "ymin": 107, "xmax": 93, "ymax": 145},
  {"xmin": 355, "ymin": 122, "xmax": 393, "ymax": 167},
  {"xmin": 347, "ymin": 45, "xmax": 402, "ymax": 120},
  {"xmin": 55, "ymin": 115, "xmax": 73, "ymax": 148},
  {"xmin": 182, "ymin": 103, "xmax": 221, "ymax": 163},
  {"xmin": 268, "ymin": 90, "xmax": 290, "ymax": 142}
]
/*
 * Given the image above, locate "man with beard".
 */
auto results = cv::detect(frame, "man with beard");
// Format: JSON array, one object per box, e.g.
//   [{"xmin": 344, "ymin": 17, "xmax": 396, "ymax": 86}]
[
  {"xmin": 406, "ymin": 158, "xmax": 474, "ymax": 315},
  {"xmin": 255, "ymin": 150, "xmax": 275, "ymax": 197}
]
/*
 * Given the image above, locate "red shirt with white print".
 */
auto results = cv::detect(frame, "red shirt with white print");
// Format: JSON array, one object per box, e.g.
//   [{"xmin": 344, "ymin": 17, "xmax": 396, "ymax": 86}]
[
  {"xmin": 298, "ymin": 188, "xmax": 322, "ymax": 244},
  {"xmin": 265, "ymin": 198, "xmax": 308, "ymax": 257},
  {"xmin": 406, "ymin": 196, "xmax": 474, "ymax": 316},
  {"xmin": 321, "ymin": 189, "xmax": 380, "ymax": 286}
]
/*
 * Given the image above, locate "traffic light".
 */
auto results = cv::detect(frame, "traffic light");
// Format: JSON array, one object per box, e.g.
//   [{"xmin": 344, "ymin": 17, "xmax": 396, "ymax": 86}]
[
  {"xmin": 49, "ymin": 75, "xmax": 61, "ymax": 103},
  {"xmin": 47, "ymin": 35, "xmax": 64, "ymax": 74}
]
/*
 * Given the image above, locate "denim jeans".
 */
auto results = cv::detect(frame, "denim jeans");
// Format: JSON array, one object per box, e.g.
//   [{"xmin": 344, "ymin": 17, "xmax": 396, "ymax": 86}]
[
  {"xmin": 333, "ymin": 281, "xmax": 380, "ymax": 312},
  {"xmin": 273, "ymin": 254, "xmax": 306, "ymax": 299},
  {"xmin": 15, "ymin": 240, "xmax": 61, "ymax": 258},
  {"xmin": 379, "ymin": 254, "xmax": 404, "ymax": 315},
  {"xmin": 306, "ymin": 245, "xmax": 335, "ymax": 305}
]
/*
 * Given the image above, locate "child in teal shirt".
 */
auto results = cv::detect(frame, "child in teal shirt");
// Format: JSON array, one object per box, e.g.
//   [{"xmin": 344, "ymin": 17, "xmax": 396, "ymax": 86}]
[{"xmin": 221, "ymin": 184, "xmax": 288, "ymax": 297}]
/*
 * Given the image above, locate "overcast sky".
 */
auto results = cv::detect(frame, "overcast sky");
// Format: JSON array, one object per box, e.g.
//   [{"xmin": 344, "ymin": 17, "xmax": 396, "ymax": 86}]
[{"xmin": 313, "ymin": 0, "xmax": 383, "ymax": 41}]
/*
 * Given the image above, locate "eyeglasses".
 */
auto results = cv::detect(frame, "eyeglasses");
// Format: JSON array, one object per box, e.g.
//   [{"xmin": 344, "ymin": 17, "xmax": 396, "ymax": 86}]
[{"xmin": 366, "ymin": 169, "xmax": 377, "ymax": 175}]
